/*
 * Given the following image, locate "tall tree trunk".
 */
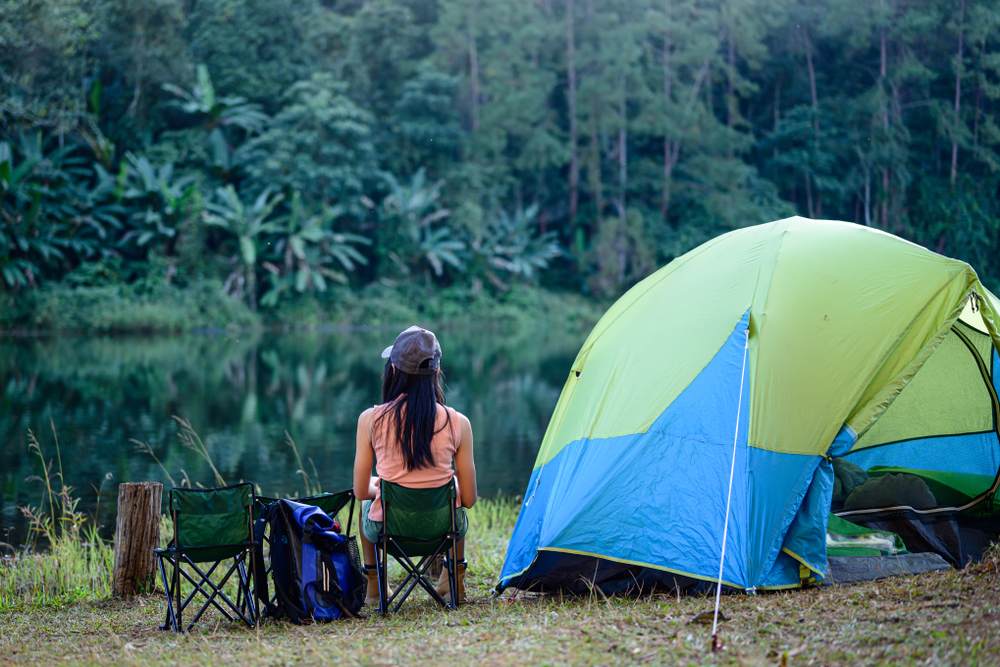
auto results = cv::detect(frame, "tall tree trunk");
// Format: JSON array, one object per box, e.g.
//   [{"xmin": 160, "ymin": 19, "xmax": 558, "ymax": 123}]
[
  {"xmin": 950, "ymin": 0, "xmax": 966, "ymax": 187},
  {"xmin": 804, "ymin": 170, "xmax": 815, "ymax": 218},
  {"xmin": 246, "ymin": 262, "xmax": 257, "ymax": 311},
  {"xmin": 803, "ymin": 28, "xmax": 819, "ymax": 133},
  {"xmin": 660, "ymin": 41, "xmax": 710, "ymax": 223},
  {"xmin": 773, "ymin": 78, "xmax": 781, "ymax": 133},
  {"xmin": 863, "ymin": 163, "xmax": 872, "ymax": 226},
  {"xmin": 467, "ymin": 7, "xmax": 480, "ymax": 132},
  {"xmin": 802, "ymin": 26, "xmax": 821, "ymax": 216},
  {"xmin": 661, "ymin": 0, "xmax": 673, "ymax": 221},
  {"xmin": 726, "ymin": 26, "xmax": 736, "ymax": 157},
  {"xmin": 879, "ymin": 20, "xmax": 890, "ymax": 229},
  {"xmin": 127, "ymin": 27, "xmax": 146, "ymax": 118},
  {"xmin": 566, "ymin": 0, "xmax": 579, "ymax": 230},
  {"xmin": 618, "ymin": 84, "xmax": 627, "ymax": 223},
  {"xmin": 972, "ymin": 85, "xmax": 982, "ymax": 149},
  {"xmin": 587, "ymin": 104, "xmax": 604, "ymax": 225}
]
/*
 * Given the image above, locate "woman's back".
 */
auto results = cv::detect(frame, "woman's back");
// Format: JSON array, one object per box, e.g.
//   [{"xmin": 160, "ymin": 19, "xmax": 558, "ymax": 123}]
[
  {"xmin": 353, "ymin": 325, "xmax": 476, "ymax": 606},
  {"xmin": 370, "ymin": 401, "xmax": 459, "ymax": 489}
]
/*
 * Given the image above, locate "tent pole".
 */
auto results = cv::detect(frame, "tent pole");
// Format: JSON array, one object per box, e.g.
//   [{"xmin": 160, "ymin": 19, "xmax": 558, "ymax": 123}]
[{"xmin": 711, "ymin": 325, "xmax": 750, "ymax": 652}]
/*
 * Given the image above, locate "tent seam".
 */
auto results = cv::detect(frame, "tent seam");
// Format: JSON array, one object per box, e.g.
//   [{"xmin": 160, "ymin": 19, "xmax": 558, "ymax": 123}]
[{"xmin": 847, "ymin": 271, "xmax": 976, "ymax": 442}]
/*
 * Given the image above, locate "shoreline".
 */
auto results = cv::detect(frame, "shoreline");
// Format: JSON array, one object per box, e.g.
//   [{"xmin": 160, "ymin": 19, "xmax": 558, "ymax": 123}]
[{"xmin": 0, "ymin": 283, "xmax": 604, "ymax": 338}]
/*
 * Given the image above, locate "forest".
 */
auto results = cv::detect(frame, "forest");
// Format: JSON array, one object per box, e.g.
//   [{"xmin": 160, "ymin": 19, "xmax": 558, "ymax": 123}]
[{"xmin": 2, "ymin": 0, "xmax": 999, "ymax": 328}]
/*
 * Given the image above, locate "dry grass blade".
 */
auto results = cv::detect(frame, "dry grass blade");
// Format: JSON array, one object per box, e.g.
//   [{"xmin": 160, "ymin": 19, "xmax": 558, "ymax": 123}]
[
  {"xmin": 26, "ymin": 429, "xmax": 56, "ymax": 525},
  {"xmin": 172, "ymin": 416, "xmax": 226, "ymax": 487},
  {"xmin": 131, "ymin": 438, "xmax": 177, "ymax": 487}
]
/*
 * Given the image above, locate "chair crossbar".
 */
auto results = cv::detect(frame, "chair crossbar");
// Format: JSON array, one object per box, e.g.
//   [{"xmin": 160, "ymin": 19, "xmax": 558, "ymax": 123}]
[
  {"xmin": 177, "ymin": 559, "xmax": 233, "ymax": 622},
  {"xmin": 183, "ymin": 558, "xmax": 248, "ymax": 629},
  {"xmin": 156, "ymin": 550, "xmax": 256, "ymax": 632},
  {"xmin": 384, "ymin": 537, "xmax": 455, "ymax": 612}
]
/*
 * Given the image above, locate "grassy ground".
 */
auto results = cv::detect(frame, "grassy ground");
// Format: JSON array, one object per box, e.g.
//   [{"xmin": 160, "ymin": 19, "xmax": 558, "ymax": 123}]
[{"xmin": 3, "ymin": 498, "xmax": 1000, "ymax": 666}]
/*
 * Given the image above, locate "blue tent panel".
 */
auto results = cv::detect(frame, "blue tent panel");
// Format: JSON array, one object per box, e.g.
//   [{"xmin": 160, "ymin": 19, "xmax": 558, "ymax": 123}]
[
  {"xmin": 844, "ymin": 431, "xmax": 1000, "ymax": 477},
  {"xmin": 500, "ymin": 311, "xmax": 752, "ymax": 588},
  {"xmin": 994, "ymin": 349, "xmax": 998, "ymax": 395}
]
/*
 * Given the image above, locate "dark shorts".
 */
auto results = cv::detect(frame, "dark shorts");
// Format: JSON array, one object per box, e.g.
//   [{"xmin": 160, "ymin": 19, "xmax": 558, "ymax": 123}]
[{"xmin": 361, "ymin": 499, "xmax": 469, "ymax": 543}]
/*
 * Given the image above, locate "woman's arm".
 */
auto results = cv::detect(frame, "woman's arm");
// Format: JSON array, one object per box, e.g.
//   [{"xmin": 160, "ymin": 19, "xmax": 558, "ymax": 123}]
[
  {"xmin": 454, "ymin": 413, "xmax": 477, "ymax": 508},
  {"xmin": 353, "ymin": 408, "xmax": 376, "ymax": 501}
]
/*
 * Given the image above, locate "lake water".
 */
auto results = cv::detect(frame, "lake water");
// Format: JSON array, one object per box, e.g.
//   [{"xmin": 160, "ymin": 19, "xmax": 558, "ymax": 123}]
[{"xmin": 0, "ymin": 324, "xmax": 584, "ymax": 548}]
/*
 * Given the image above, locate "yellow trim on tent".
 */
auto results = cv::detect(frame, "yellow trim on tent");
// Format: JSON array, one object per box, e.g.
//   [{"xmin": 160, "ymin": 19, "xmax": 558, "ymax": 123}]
[
  {"xmin": 782, "ymin": 547, "xmax": 825, "ymax": 580},
  {"xmin": 756, "ymin": 581, "xmax": 806, "ymax": 592}
]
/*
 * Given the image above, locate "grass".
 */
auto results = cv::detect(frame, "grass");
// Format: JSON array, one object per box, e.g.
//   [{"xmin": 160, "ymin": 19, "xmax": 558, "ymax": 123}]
[
  {"xmin": 2, "ymin": 526, "xmax": 1000, "ymax": 665},
  {"xmin": 3, "ymin": 484, "xmax": 1000, "ymax": 665},
  {"xmin": 5, "ymin": 427, "xmax": 1000, "ymax": 664},
  {"xmin": 1, "ymin": 426, "xmax": 115, "ymax": 610}
]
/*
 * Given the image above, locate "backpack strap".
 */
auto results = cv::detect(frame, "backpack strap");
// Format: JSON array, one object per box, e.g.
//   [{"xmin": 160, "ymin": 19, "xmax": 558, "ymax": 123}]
[
  {"xmin": 252, "ymin": 503, "xmax": 274, "ymax": 616},
  {"xmin": 344, "ymin": 493, "xmax": 356, "ymax": 538}
]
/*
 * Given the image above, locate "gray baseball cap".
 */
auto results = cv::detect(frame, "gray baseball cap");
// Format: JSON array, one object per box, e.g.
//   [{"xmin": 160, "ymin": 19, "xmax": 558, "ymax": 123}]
[{"xmin": 380, "ymin": 325, "xmax": 442, "ymax": 375}]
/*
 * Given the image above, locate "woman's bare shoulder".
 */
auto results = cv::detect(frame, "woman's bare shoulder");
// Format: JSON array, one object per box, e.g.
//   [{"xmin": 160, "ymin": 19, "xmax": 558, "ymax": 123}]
[
  {"xmin": 358, "ymin": 406, "xmax": 378, "ymax": 426},
  {"xmin": 446, "ymin": 406, "xmax": 471, "ymax": 428}
]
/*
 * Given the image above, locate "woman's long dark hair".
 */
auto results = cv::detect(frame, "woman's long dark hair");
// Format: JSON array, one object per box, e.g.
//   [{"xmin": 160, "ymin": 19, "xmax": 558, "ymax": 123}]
[{"xmin": 373, "ymin": 360, "xmax": 450, "ymax": 471}]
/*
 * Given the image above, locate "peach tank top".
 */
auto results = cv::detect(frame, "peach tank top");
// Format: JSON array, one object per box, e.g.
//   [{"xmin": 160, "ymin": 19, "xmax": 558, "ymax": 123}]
[{"xmin": 367, "ymin": 401, "xmax": 460, "ymax": 521}]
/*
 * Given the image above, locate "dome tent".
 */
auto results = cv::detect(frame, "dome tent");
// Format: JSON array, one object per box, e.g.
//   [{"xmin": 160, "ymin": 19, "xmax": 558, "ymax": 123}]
[{"xmin": 498, "ymin": 217, "xmax": 1000, "ymax": 594}]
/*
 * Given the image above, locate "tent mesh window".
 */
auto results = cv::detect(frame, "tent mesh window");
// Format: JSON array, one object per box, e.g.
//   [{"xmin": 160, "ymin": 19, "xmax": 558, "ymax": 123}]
[{"xmin": 832, "ymin": 320, "xmax": 1000, "ymax": 566}]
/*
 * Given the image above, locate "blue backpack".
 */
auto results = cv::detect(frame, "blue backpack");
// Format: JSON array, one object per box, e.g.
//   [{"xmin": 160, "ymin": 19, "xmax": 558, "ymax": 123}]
[{"xmin": 255, "ymin": 499, "xmax": 365, "ymax": 622}]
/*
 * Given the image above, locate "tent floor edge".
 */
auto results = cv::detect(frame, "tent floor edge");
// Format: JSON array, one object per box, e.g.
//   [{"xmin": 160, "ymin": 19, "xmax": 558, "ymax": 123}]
[{"xmin": 502, "ymin": 551, "xmax": 730, "ymax": 597}]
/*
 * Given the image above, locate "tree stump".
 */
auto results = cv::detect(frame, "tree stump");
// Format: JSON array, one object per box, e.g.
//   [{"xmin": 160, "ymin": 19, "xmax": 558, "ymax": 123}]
[{"xmin": 112, "ymin": 482, "xmax": 163, "ymax": 598}]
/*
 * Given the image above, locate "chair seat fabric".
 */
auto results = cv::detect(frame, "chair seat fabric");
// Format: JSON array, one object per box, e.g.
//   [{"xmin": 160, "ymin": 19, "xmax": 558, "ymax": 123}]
[{"xmin": 361, "ymin": 498, "xmax": 467, "ymax": 547}]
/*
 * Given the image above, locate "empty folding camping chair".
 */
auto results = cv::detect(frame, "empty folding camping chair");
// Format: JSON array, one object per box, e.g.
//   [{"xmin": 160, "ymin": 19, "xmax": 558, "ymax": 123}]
[
  {"xmin": 373, "ymin": 480, "xmax": 465, "ymax": 614},
  {"xmin": 154, "ymin": 483, "xmax": 258, "ymax": 632}
]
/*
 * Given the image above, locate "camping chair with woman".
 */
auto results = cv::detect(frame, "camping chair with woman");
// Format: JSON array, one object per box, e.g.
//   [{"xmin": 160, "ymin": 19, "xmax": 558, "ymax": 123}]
[{"xmin": 353, "ymin": 326, "xmax": 477, "ymax": 613}]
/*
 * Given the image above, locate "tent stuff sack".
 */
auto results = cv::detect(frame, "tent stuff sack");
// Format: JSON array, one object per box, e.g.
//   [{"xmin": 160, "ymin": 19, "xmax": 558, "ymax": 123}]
[
  {"xmin": 824, "ymin": 514, "xmax": 951, "ymax": 583},
  {"xmin": 255, "ymin": 499, "xmax": 365, "ymax": 622},
  {"xmin": 826, "ymin": 514, "xmax": 907, "ymax": 558},
  {"xmin": 497, "ymin": 217, "xmax": 1000, "ymax": 596}
]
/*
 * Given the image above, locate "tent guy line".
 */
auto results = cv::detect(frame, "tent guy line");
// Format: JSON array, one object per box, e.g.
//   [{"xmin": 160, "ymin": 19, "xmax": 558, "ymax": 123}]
[{"xmin": 711, "ymin": 324, "xmax": 750, "ymax": 650}]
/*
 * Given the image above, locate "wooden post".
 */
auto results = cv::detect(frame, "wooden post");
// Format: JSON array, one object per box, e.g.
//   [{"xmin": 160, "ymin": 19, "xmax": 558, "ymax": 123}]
[{"xmin": 112, "ymin": 482, "xmax": 163, "ymax": 598}]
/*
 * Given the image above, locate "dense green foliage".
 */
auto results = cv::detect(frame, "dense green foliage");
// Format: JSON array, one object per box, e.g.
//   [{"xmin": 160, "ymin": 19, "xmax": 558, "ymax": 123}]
[{"xmin": 2, "ymin": 0, "xmax": 999, "ymax": 320}]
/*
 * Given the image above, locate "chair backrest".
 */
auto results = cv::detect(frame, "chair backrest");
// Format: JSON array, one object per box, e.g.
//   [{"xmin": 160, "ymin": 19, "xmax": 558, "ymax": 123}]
[
  {"xmin": 256, "ymin": 490, "xmax": 355, "ymax": 534},
  {"xmin": 170, "ymin": 483, "xmax": 254, "ymax": 562},
  {"xmin": 381, "ymin": 479, "xmax": 455, "ymax": 550}
]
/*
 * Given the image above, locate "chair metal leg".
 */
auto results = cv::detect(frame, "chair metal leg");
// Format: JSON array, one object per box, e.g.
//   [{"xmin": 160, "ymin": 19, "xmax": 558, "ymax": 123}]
[
  {"xmin": 376, "ymin": 537, "xmax": 389, "ymax": 616},
  {"xmin": 174, "ymin": 550, "xmax": 183, "ymax": 632},
  {"xmin": 157, "ymin": 553, "xmax": 178, "ymax": 632},
  {"xmin": 449, "ymin": 531, "xmax": 459, "ymax": 609},
  {"xmin": 248, "ymin": 543, "xmax": 261, "ymax": 626},
  {"xmin": 237, "ymin": 555, "xmax": 257, "ymax": 626},
  {"xmin": 447, "ymin": 556, "xmax": 458, "ymax": 609}
]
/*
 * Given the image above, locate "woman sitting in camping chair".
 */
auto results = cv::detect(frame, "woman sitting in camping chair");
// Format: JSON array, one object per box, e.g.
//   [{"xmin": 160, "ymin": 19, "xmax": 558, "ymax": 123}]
[{"xmin": 353, "ymin": 325, "xmax": 477, "ymax": 607}]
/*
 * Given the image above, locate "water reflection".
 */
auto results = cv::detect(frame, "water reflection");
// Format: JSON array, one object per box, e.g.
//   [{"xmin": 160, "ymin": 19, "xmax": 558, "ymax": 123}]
[{"xmin": 0, "ymin": 324, "xmax": 582, "ymax": 546}]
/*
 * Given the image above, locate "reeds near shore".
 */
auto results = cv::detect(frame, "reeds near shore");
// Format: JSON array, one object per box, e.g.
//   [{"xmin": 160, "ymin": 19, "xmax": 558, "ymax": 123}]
[
  {"xmin": 1, "ymin": 421, "xmax": 519, "ymax": 611},
  {"xmin": 1, "ymin": 426, "xmax": 114, "ymax": 610}
]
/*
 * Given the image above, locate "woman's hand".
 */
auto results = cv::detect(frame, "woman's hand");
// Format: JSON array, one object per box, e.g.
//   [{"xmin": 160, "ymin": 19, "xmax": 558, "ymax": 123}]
[{"xmin": 353, "ymin": 408, "xmax": 376, "ymax": 501}]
